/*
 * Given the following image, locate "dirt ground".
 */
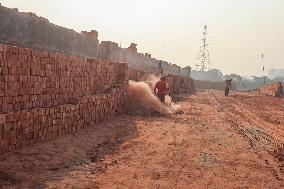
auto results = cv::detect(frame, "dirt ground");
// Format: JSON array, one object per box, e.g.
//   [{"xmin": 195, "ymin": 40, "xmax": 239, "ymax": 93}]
[{"xmin": 0, "ymin": 90, "xmax": 284, "ymax": 189}]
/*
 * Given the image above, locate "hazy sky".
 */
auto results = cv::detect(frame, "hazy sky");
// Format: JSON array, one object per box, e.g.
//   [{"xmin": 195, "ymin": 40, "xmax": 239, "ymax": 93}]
[{"xmin": 1, "ymin": 0, "xmax": 284, "ymax": 76}]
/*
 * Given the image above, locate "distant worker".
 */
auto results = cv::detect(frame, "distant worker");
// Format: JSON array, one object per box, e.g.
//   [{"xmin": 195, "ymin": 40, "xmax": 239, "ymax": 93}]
[
  {"xmin": 154, "ymin": 76, "xmax": 168, "ymax": 103},
  {"xmin": 225, "ymin": 79, "xmax": 232, "ymax": 96}
]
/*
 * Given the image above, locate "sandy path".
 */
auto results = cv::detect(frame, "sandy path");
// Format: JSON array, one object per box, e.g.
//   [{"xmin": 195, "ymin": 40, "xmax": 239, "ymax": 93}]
[{"xmin": 0, "ymin": 90, "xmax": 283, "ymax": 189}]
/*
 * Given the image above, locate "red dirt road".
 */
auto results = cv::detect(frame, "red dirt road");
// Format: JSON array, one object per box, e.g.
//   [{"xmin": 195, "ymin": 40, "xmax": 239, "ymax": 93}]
[{"xmin": 0, "ymin": 90, "xmax": 284, "ymax": 189}]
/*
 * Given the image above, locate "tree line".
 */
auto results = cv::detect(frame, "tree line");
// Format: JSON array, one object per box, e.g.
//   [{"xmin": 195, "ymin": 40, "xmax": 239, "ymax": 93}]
[{"xmin": 191, "ymin": 69, "xmax": 284, "ymax": 90}]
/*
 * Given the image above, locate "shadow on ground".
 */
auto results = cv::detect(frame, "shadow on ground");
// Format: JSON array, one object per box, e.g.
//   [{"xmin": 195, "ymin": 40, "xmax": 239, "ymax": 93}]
[{"xmin": 0, "ymin": 115, "xmax": 138, "ymax": 189}]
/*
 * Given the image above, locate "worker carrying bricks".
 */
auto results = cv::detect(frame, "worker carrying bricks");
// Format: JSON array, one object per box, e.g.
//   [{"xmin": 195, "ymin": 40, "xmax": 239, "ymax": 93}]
[
  {"xmin": 225, "ymin": 79, "xmax": 232, "ymax": 96},
  {"xmin": 154, "ymin": 76, "xmax": 169, "ymax": 103}
]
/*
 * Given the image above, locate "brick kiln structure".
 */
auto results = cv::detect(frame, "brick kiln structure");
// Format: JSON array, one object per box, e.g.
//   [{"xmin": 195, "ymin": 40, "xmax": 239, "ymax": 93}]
[
  {"xmin": 0, "ymin": 44, "xmax": 128, "ymax": 153},
  {"xmin": 260, "ymin": 82, "xmax": 283, "ymax": 98}
]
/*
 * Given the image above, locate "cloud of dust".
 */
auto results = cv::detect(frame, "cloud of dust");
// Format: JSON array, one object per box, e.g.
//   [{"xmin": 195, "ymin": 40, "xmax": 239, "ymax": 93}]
[
  {"xmin": 164, "ymin": 95, "xmax": 183, "ymax": 113},
  {"xmin": 144, "ymin": 74, "xmax": 160, "ymax": 89},
  {"xmin": 127, "ymin": 74, "xmax": 183, "ymax": 115}
]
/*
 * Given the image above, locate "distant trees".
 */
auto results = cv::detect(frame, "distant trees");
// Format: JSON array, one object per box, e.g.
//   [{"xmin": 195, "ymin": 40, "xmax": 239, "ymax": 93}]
[
  {"xmin": 272, "ymin": 77, "xmax": 284, "ymax": 83},
  {"xmin": 191, "ymin": 26, "xmax": 283, "ymax": 90},
  {"xmin": 191, "ymin": 68, "xmax": 283, "ymax": 91},
  {"xmin": 207, "ymin": 69, "xmax": 223, "ymax": 81},
  {"xmin": 191, "ymin": 69, "xmax": 223, "ymax": 82}
]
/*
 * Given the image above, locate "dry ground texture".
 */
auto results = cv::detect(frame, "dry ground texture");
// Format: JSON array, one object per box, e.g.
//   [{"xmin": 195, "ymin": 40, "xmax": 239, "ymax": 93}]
[{"xmin": 0, "ymin": 90, "xmax": 284, "ymax": 189}]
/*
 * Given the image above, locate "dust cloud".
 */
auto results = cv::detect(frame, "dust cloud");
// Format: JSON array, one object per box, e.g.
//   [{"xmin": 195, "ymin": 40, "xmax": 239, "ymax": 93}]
[{"xmin": 127, "ymin": 75, "xmax": 183, "ymax": 115}]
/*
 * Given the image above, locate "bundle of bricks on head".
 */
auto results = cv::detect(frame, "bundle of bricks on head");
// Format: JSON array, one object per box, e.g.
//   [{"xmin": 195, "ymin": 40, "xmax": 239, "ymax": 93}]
[
  {"xmin": 260, "ymin": 82, "xmax": 283, "ymax": 98},
  {"xmin": 0, "ymin": 43, "xmax": 128, "ymax": 153}
]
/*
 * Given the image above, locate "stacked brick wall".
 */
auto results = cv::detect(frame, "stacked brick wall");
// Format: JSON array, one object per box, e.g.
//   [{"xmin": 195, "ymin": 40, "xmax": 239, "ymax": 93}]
[
  {"xmin": 195, "ymin": 80, "xmax": 236, "ymax": 91},
  {"xmin": 166, "ymin": 75, "xmax": 196, "ymax": 95},
  {"xmin": 0, "ymin": 5, "xmax": 99, "ymax": 57},
  {"xmin": 128, "ymin": 68, "xmax": 195, "ymax": 95},
  {"xmin": 0, "ymin": 4, "xmax": 195, "ymax": 154},
  {"xmin": 99, "ymin": 41, "xmax": 160, "ymax": 73},
  {"xmin": 0, "ymin": 44, "xmax": 128, "ymax": 153},
  {"xmin": 260, "ymin": 82, "xmax": 283, "ymax": 97},
  {"xmin": 128, "ymin": 68, "xmax": 151, "ymax": 82},
  {"xmin": 0, "ymin": 4, "xmax": 191, "ymax": 79},
  {"xmin": 99, "ymin": 41, "xmax": 190, "ymax": 77}
]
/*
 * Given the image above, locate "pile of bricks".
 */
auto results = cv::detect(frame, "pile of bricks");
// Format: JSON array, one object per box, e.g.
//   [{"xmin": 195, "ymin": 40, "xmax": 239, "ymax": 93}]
[
  {"xmin": 128, "ymin": 68, "xmax": 151, "ymax": 82},
  {"xmin": 98, "ymin": 41, "xmax": 190, "ymax": 77},
  {"xmin": 260, "ymin": 82, "xmax": 283, "ymax": 97},
  {"xmin": 166, "ymin": 75, "xmax": 196, "ymax": 95},
  {"xmin": 128, "ymin": 69, "xmax": 196, "ymax": 95},
  {"xmin": 0, "ymin": 43, "xmax": 128, "ymax": 153}
]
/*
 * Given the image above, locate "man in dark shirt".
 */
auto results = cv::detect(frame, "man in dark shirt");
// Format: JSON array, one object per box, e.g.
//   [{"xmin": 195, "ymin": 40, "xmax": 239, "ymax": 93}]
[
  {"xmin": 225, "ymin": 79, "xmax": 232, "ymax": 96},
  {"xmin": 154, "ymin": 76, "xmax": 168, "ymax": 103}
]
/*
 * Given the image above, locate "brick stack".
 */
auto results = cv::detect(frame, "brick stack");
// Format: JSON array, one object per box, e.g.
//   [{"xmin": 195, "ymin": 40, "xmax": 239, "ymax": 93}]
[
  {"xmin": 127, "ymin": 69, "xmax": 196, "ymax": 95},
  {"xmin": 0, "ymin": 43, "xmax": 128, "ymax": 153},
  {"xmin": 260, "ymin": 82, "xmax": 283, "ymax": 97},
  {"xmin": 98, "ymin": 41, "xmax": 189, "ymax": 77},
  {"xmin": 128, "ymin": 68, "xmax": 151, "ymax": 82},
  {"xmin": 166, "ymin": 75, "xmax": 196, "ymax": 95}
]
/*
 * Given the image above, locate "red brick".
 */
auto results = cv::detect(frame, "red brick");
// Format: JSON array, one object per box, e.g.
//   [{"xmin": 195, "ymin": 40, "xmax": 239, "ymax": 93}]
[
  {"xmin": 0, "ymin": 114, "xmax": 6, "ymax": 125},
  {"xmin": 0, "ymin": 44, "xmax": 4, "ymax": 52}
]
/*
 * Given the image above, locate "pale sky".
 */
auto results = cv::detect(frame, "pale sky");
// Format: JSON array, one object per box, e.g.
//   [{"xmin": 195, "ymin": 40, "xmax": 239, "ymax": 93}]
[{"xmin": 1, "ymin": 0, "xmax": 284, "ymax": 76}]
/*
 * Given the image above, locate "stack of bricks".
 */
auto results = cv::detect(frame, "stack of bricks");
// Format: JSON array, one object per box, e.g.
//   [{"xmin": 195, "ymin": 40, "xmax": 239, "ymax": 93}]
[
  {"xmin": 0, "ymin": 43, "xmax": 128, "ymax": 153},
  {"xmin": 127, "ymin": 69, "xmax": 196, "ymax": 95},
  {"xmin": 128, "ymin": 68, "xmax": 150, "ymax": 82},
  {"xmin": 260, "ymin": 82, "xmax": 283, "ymax": 98},
  {"xmin": 166, "ymin": 75, "xmax": 196, "ymax": 95}
]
